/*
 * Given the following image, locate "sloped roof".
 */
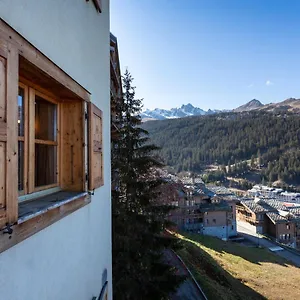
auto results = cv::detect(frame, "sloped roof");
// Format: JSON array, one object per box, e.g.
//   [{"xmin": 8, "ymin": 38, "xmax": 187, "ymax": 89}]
[
  {"xmin": 241, "ymin": 199, "xmax": 286, "ymax": 213},
  {"xmin": 266, "ymin": 212, "xmax": 288, "ymax": 224},
  {"xmin": 199, "ymin": 200, "xmax": 231, "ymax": 212}
]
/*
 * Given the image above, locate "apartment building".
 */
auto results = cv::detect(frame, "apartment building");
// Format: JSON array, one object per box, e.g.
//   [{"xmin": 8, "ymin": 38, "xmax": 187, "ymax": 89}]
[
  {"xmin": 0, "ymin": 1, "xmax": 111, "ymax": 299},
  {"xmin": 237, "ymin": 198, "xmax": 300, "ymax": 249},
  {"xmin": 164, "ymin": 183, "xmax": 237, "ymax": 239}
]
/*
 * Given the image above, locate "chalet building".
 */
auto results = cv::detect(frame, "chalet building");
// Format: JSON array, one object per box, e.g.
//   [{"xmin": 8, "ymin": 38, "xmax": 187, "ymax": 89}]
[
  {"xmin": 265, "ymin": 212, "xmax": 298, "ymax": 248},
  {"xmin": 236, "ymin": 198, "xmax": 282, "ymax": 233},
  {"xmin": 0, "ymin": 1, "xmax": 111, "ymax": 300},
  {"xmin": 110, "ymin": 33, "xmax": 122, "ymax": 191},
  {"xmin": 237, "ymin": 198, "xmax": 300, "ymax": 249},
  {"xmin": 164, "ymin": 183, "xmax": 237, "ymax": 239},
  {"xmin": 110, "ymin": 33, "xmax": 122, "ymax": 142},
  {"xmin": 201, "ymin": 199, "xmax": 237, "ymax": 239}
]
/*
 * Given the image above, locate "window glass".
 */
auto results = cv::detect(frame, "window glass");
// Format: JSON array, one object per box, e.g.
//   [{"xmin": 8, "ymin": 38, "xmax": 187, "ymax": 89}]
[
  {"xmin": 35, "ymin": 144, "xmax": 57, "ymax": 187},
  {"xmin": 34, "ymin": 95, "xmax": 58, "ymax": 188},
  {"xmin": 35, "ymin": 95, "xmax": 57, "ymax": 141},
  {"xmin": 18, "ymin": 87, "xmax": 25, "ymax": 192},
  {"xmin": 18, "ymin": 87, "xmax": 25, "ymax": 136},
  {"xmin": 18, "ymin": 141, "xmax": 24, "ymax": 191}
]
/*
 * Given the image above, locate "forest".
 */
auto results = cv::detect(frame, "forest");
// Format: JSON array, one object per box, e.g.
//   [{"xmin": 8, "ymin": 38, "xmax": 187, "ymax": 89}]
[{"xmin": 143, "ymin": 111, "xmax": 300, "ymax": 185}]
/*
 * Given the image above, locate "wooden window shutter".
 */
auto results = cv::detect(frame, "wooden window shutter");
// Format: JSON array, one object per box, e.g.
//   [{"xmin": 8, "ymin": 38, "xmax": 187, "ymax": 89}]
[
  {"xmin": 0, "ymin": 42, "xmax": 18, "ymax": 228},
  {"xmin": 88, "ymin": 102, "xmax": 103, "ymax": 190}
]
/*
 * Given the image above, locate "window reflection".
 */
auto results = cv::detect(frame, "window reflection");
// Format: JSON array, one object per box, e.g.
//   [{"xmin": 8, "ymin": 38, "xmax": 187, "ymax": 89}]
[
  {"xmin": 35, "ymin": 96, "xmax": 57, "ymax": 141},
  {"xmin": 18, "ymin": 87, "xmax": 24, "ymax": 137}
]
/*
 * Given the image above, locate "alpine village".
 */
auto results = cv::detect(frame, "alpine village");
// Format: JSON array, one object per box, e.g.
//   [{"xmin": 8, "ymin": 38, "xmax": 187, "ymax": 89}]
[{"xmin": 0, "ymin": 1, "xmax": 300, "ymax": 300}]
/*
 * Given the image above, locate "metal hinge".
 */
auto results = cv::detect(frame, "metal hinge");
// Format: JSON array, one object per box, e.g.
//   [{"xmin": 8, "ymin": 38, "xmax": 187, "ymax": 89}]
[
  {"xmin": 85, "ymin": 112, "xmax": 88, "ymax": 120},
  {"xmin": 88, "ymin": 189, "xmax": 95, "ymax": 196},
  {"xmin": 3, "ymin": 223, "xmax": 13, "ymax": 236}
]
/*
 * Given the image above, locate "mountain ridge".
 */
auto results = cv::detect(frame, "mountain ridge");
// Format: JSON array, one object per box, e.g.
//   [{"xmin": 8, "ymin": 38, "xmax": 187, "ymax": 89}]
[
  {"xmin": 234, "ymin": 99, "xmax": 264, "ymax": 112},
  {"xmin": 141, "ymin": 103, "xmax": 226, "ymax": 121},
  {"xmin": 142, "ymin": 98, "xmax": 300, "ymax": 121}
]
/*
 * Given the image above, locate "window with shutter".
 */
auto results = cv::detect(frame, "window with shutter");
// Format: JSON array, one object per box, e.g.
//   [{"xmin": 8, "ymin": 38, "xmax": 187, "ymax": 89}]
[
  {"xmin": 0, "ymin": 42, "xmax": 18, "ymax": 228},
  {"xmin": 0, "ymin": 20, "xmax": 103, "ymax": 253},
  {"xmin": 88, "ymin": 102, "xmax": 103, "ymax": 190}
]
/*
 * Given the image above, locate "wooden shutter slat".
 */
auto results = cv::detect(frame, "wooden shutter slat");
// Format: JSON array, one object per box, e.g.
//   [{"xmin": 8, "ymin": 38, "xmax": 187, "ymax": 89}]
[
  {"xmin": 88, "ymin": 102, "xmax": 103, "ymax": 190},
  {"xmin": 0, "ymin": 142, "xmax": 5, "ymax": 208},
  {"xmin": 0, "ymin": 41, "xmax": 18, "ymax": 228}
]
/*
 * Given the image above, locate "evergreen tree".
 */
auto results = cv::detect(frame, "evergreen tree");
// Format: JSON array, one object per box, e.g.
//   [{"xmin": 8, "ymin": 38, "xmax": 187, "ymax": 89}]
[{"xmin": 112, "ymin": 70, "xmax": 184, "ymax": 300}]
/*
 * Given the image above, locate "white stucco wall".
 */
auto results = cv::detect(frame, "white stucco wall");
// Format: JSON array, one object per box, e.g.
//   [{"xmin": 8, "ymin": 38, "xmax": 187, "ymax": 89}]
[
  {"xmin": 0, "ymin": 1, "xmax": 111, "ymax": 299},
  {"xmin": 228, "ymin": 221, "xmax": 237, "ymax": 237},
  {"xmin": 203, "ymin": 226, "xmax": 228, "ymax": 239}
]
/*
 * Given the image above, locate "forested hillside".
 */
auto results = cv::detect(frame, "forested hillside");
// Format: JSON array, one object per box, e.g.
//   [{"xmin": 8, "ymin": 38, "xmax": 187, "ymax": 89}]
[{"xmin": 143, "ymin": 112, "xmax": 300, "ymax": 183}]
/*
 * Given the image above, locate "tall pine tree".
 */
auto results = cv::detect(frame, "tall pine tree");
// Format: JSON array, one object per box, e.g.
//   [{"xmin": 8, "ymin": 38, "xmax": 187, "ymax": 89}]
[{"xmin": 112, "ymin": 70, "xmax": 183, "ymax": 300}]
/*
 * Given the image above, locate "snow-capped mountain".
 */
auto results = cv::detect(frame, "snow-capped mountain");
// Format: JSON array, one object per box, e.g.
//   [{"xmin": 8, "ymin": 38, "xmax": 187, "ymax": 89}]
[
  {"xmin": 141, "ymin": 103, "xmax": 220, "ymax": 121},
  {"xmin": 141, "ymin": 98, "xmax": 300, "ymax": 121}
]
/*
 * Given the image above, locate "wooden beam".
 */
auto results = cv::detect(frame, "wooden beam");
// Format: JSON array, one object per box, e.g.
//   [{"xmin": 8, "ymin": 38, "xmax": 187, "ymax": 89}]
[
  {"xmin": 0, "ymin": 195, "xmax": 91, "ymax": 254},
  {"xmin": 6, "ymin": 43, "xmax": 18, "ymax": 224},
  {"xmin": 28, "ymin": 88, "xmax": 35, "ymax": 194}
]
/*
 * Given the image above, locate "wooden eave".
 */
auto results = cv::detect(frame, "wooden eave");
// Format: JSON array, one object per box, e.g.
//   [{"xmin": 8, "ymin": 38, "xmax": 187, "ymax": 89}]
[{"xmin": 0, "ymin": 19, "xmax": 91, "ymax": 102}]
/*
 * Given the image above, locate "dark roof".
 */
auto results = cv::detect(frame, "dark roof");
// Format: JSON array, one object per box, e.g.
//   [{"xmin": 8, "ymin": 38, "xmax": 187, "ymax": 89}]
[
  {"xmin": 241, "ymin": 199, "xmax": 286, "ymax": 213},
  {"xmin": 110, "ymin": 32, "xmax": 117, "ymax": 43},
  {"xmin": 266, "ymin": 211, "xmax": 300, "ymax": 224},
  {"xmin": 199, "ymin": 201, "xmax": 231, "ymax": 212},
  {"xmin": 287, "ymin": 207, "xmax": 300, "ymax": 216},
  {"xmin": 266, "ymin": 212, "xmax": 288, "ymax": 224}
]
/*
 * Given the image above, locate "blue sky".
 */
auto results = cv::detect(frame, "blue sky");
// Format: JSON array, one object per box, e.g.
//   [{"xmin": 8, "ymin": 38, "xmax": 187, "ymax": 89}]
[{"xmin": 110, "ymin": 0, "xmax": 300, "ymax": 110}]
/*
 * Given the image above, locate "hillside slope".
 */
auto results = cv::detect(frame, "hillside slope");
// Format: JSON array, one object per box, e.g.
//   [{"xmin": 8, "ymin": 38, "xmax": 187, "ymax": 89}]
[
  {"xmin": 174, "ymin": 232, "xmax": 300, "ymax": 300},
  {"xmin": 143, "ymin": 111, "xmax": 300, "ymax": 183}
]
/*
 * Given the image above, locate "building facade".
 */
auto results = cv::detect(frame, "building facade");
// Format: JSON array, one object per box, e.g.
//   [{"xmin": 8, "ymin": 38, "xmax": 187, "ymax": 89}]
[
  {"xmin": 237, "ymin": 198, "xmax": 300, "ymax": 249},
  {"xmin": 0, "ymin": 1, "xmax": 111, "ymax": 299},
  {"xmin": 164, "ymin": 183, "xmax": 237, "ymax": 239}
]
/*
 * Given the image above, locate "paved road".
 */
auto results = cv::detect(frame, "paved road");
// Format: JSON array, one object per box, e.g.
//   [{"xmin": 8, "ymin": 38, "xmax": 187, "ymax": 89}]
[
  {"xmin": 237, "ymin": 222, "xmax": 300, "ymax": 267},
  {"xmin": 164, "ymin": 250, "xmax": 206, "ymax": 300}
]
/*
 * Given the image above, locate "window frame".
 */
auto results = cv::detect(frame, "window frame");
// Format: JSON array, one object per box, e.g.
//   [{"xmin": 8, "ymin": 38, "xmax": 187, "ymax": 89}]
[
  {"xmin": 18, "ymin": 83, "xmax": 61, "ymax": 200},
  {"xmin": 31, "ymin": 89, "xmax": 60, "ymax": 193},
  {"xmin": 0, "ymin": 18, "xmax": 106, "ymax": 255},
  {"xmin": 18, "ymin": 82, "xmax": 29, "ymax": 196}
]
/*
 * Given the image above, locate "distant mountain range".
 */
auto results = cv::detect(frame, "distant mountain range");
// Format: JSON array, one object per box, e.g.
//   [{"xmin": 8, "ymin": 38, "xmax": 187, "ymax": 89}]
[
  {"xmin": 141, "ymin": 98, "xmax": 300, "ymax": 121},
  {"xmin": 141, "ymin": 103, "xmax": 226, "ymax": 121}
]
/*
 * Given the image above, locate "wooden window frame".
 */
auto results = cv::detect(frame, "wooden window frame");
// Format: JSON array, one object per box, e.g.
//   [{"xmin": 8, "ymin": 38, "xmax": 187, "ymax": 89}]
[
  {"xmin": 18, "ymin": 84, "xmax": 61, "ymax": 198},
  {"xmin": 31, "ymin": 89, "xmax": 60, "ymax": 193},
  {"xmin": 0, "ymin": 18, "xmax": 106, "ymax": 254},
  {"xmin": 18, "ymin": 82, "xmax": 29, "ymax": 196}
]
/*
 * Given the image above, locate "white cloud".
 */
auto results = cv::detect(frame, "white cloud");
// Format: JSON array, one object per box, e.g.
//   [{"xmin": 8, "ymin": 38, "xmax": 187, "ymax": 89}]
[
  {"xmin": 247, "ymin": 83, "xmax": 254, "ymax": 88},
  {"xmin": 266, "ymin": 80, "xmax": 274, "ymax": 86}
]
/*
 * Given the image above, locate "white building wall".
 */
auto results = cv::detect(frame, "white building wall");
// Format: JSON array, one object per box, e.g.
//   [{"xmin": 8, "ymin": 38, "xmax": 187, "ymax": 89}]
[
  {"xmin": 0, "ymin": 1, "xmax": 111, "ymax": 300},
  {"xmin": 228, "ymin": 221, "xmax": 237, "ymax": 237},
  {"xmin": 203, "ymin": 226, "xmax": 228, "ymax": 239}
]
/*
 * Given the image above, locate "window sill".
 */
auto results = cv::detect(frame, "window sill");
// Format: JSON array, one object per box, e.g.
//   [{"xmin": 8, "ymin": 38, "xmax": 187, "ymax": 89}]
[
  {"xmin": 18, "ymin": 191, "xmax": 88, "ymax": 224},
  {"xmin": 0, "ymin": 191, "xmax": 91, "ymax": 254}
]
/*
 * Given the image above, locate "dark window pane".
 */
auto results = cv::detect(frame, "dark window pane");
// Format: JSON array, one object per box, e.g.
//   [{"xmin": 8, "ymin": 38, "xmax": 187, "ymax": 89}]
[
  {"xmin": 18, "ymin": 141, "xmax": 24, "ymax": 191},
  {"xmin": 18, "ymin": 88, "xmax": 25, "ymax": 137},
  {"xmin": 35, "ymin": 144, "xmax": 57, "ymax": 187},
  {"xmin": 35, "ymin": 96, "xmax": 57, "ymax": 141}
]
